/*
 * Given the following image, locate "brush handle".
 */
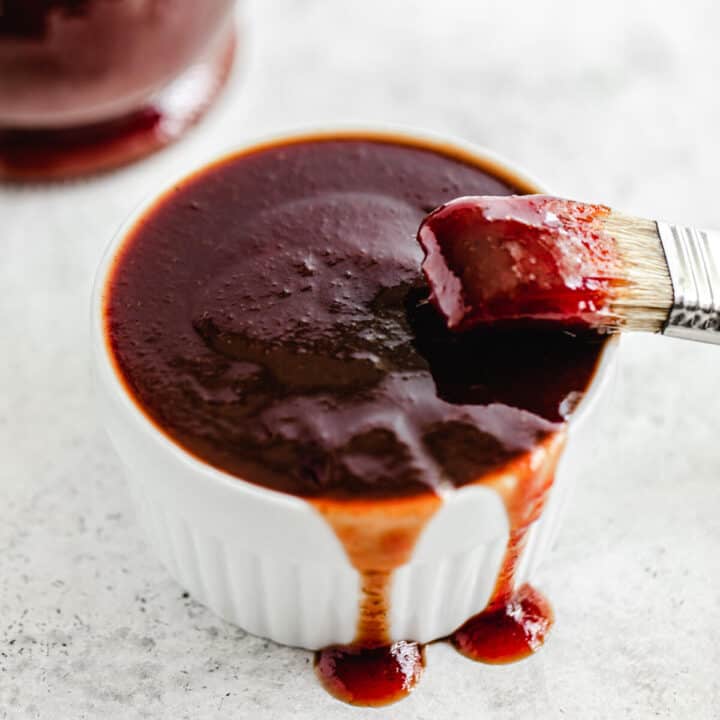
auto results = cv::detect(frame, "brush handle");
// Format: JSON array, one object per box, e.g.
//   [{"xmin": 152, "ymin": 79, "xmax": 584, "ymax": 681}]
[{"xmin": 657, "ymin": 221, "xmax": 720, "ymax": 343}]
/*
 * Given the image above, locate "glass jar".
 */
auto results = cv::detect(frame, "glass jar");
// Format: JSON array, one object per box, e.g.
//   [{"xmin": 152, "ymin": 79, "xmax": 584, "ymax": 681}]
[{"xmin": 0, "ymin": 0, "xmax": 237, "ymax": 179}]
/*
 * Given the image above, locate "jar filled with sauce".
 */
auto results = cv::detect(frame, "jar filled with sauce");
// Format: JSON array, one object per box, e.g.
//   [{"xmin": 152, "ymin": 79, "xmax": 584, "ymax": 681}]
[{"xmin": 0, "ymin": 0, "xmax": 237, "ymax": 179}]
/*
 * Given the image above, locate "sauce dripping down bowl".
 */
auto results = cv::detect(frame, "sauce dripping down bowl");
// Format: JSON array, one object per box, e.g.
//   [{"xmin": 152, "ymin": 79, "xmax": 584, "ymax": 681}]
[{"xmin": 91, "ymin": 127, "xmax": 618, "ymax": 703}]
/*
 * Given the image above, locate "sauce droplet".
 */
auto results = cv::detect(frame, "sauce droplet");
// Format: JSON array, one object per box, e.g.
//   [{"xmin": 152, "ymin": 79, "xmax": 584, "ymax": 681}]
[
  {"xmin": 450, "ymin": 583, "xmax": 553, "ymax": 664},
  {"xmin": 315, "ymin": 641, "xmax": 425, "ymax": 706}
]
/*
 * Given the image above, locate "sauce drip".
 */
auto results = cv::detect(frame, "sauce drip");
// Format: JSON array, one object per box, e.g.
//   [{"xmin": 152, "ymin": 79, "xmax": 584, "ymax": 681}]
[
  {"xmin": 105, "ymin": 137, "xmax": 607, "ymax": 706},
  {"xmin": 448, "ymin": 433, "xmax": 562, "ymax": 665},
  {"xmin": 418, "ymin": 194, "xmax": 618, "ymax": 330},
  {"xmin": 312, "ymin": 492, "xmax": 440, "ymax": 704}
]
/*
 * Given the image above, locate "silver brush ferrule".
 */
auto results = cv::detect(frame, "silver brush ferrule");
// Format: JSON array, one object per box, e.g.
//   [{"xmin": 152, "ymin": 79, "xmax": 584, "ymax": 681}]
[{"xmin": 657, "ymin": 221, "xmax": 720, "ymax": 343}]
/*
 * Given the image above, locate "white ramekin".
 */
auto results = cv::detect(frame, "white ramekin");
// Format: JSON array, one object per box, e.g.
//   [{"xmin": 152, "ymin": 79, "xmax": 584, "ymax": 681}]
[{"xmin": 91, "ymin": 127, "xmax": 618, "ymax": 651}]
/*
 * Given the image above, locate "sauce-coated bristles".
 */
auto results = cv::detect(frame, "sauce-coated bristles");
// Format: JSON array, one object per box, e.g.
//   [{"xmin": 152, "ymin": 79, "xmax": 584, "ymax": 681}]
[{"xmin": 604, "ymin": 212, "xmax": 673, "ymax": 333}]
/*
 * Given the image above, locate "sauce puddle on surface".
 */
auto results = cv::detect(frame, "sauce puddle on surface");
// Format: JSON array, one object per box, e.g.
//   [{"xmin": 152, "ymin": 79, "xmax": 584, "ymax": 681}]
[{"xmin": 105, "ymin": 135, "xmax": 607, "ymax": 705}]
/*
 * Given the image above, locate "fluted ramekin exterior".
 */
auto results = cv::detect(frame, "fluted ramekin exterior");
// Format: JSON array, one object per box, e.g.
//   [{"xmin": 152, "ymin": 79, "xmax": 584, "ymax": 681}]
[{"xmin": 92, "ymin": 127, "xmax": 618, "ymax": 650}]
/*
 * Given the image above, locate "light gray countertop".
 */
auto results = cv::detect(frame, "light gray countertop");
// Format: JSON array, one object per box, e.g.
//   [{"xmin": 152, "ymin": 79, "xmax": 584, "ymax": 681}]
[{"xmin": 2, "ymin": 1, "xmax": 720, "ymax": 717}]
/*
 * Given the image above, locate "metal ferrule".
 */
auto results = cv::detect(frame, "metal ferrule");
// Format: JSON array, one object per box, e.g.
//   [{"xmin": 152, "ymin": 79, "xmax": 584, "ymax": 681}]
[{"xmin": 657, "ymin": 221, "xmax": 720, "ymax": 343}]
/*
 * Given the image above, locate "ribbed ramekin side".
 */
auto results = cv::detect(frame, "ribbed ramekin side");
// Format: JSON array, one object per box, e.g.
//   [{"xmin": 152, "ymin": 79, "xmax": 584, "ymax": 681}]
[
  {"xmin": 129, "ymin": 485, "xmax": 359, "ymax": 650},
  {"xmin": 390, "ymin": 536, "xmax": 507, "ymax": 643},
  {"xmin": 389, "ymin": 446, "xmax": 577, "ymax": 644}
]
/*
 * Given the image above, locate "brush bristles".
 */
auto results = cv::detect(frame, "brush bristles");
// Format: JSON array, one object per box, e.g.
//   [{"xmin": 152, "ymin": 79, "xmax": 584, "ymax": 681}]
[{"xmin": 603, "ymin": 212, "xmax": 673, "ymax": 333}]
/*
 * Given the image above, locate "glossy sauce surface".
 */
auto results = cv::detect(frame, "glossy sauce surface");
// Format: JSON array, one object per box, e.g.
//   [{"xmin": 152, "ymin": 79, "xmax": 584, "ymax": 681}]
[
  {"xmin": 107, "ymin": 140, "xmax": 605, "ymax": 500},
  {"xmin": 105, "ymin": 137, "xmax": 607, "ymax": 705}
]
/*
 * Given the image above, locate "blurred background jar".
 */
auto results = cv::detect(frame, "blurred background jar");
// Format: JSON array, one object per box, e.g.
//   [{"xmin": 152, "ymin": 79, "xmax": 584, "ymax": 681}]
[{"xmin": 0, "ymin": 0, "xmax": 238, "ymax": 179}]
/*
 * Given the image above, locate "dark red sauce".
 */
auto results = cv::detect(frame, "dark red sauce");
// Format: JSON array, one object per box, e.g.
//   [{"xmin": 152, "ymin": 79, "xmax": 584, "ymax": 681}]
[
  {"xmin": 441, "ymin": 433, "xmax": 558, "ymax": 663},
  {"xmin": 418, "ymin": 195, "xmax": 618, "ymax": 331},
  {"xmin": 104, "ymin": 135, "xmax": 607, "ymax": 705},
  {"xmin": 315, "ymin": 641, "xmax": 425, "ymax": 707},
  {"xmin": 0, "ymin": 0, "xmax": 235, "ymax": 179},
  {"xmin": 451, "ymin": 583, "xmax": 553, "ymax": 664}
]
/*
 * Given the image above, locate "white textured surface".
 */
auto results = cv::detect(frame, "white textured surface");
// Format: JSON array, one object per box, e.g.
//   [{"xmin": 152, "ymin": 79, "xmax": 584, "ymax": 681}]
[{"xmin": 2, "ymin": 1, "xmax": 720, "ymax": 717}]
